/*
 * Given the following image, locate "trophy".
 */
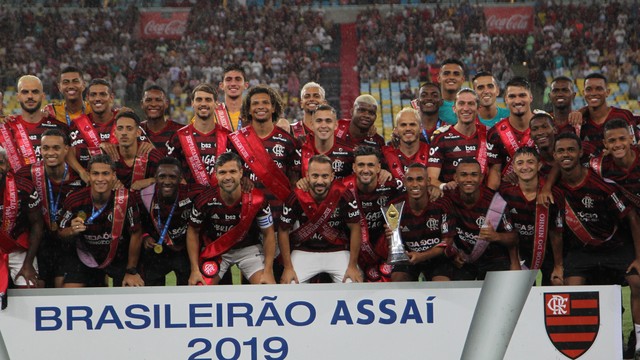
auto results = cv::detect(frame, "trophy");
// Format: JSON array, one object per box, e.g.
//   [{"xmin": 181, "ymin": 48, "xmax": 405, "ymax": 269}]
[{"xmin": 381, "ymin": 201, "xmax": 410, "ymax": 265}]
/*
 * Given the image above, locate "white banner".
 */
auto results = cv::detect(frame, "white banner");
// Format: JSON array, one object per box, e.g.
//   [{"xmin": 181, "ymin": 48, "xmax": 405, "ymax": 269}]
[{"xmin": 0, "ymin": 282, "xmax": 621, "ymax": 360}]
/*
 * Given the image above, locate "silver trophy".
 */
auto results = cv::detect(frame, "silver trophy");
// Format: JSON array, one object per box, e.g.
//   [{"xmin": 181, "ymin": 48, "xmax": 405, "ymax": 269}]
[{"xmin": 381, "ymin": 201, "xmax": 410, "ymax": 265}]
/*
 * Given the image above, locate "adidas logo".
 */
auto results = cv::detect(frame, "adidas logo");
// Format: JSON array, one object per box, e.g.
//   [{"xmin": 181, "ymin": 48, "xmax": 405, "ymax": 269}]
[
  {"xmin": 213, "ymin": 214, "xmax": 219, "ymax": 220},
  {"xmin": 453, "ymin": 146, "xmax": 462, "ymax": 152},
  {"xmin": 401, "ymin": 226, "xmax": 410, "ymax": 232},
  {"xmin": 510, "ymin": 208, "xmax": 518, "ymax": 214}
]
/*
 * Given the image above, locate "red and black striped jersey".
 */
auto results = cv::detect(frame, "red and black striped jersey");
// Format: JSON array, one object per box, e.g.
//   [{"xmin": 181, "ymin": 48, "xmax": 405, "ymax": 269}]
[
  {"xmin": 140, "ymin": 120, "xmax": 183, "ymax": 156},
  {"xmin": 114, "ymin": 148, "xmax": 164, "ymax": 189},
  {"xmin": 390, "ymin": 194, "xmax": 447, "ymax": 253},
  {"xmin": 428, "ymin": 125, "xmax": 485, "ymax": 183},
  {"xmin": 580, "ymin": 107, "xmax": 639, "ymax": 147}
]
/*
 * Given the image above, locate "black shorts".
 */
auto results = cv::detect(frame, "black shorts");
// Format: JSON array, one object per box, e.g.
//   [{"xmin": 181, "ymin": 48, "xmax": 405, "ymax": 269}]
[
  {"xmin": 449, "ymin": 257, "xmax": 511, "ymax": 281},
  {"xmin": 37, "ymin": 232, "xmax": 72, "ymax": 287},
  {"xmin": 564, "ymin": 241, "xmax": 637, "ymax": 283},
  {"xmin": 392, "ymin": 256, "xmax": 453, "ymax": 281},
  {"xmin": 141, "ymin": 247, "xmax": 190, "ymax": 286},
  {"xmin": 62, "ymin": 248, "xmax": 126, "ymax": 287}
]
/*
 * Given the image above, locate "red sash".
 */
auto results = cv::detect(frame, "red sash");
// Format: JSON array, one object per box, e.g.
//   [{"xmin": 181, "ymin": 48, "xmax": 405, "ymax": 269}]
[
  {"xmin": 177, "ymin": 125, "xmax": 227, "ymax": 187},
  {"xmin": 199, "ymin": 189, "xmax": 264, "ymax": 260},
  {"xmin": 214, "ymin": 103, "xmax": 234, "ymax": 132},
  {"xmin": 76, "ymin": 189, "xmax": 129, "ymax": 268},
  {"xmin": 291, "ymin": 121, "xmax": 306, "ymax": 140},
  {"xmin": 31, "ymin": 162, "xmax": 52, "ymax": 230},
  {"xmin": 74, "ymin": 114, "xmax": 104, "ymax": 157},
  {"xmin": 12, "ymin": 119, "xmax": 37, "ymax": 165},
  {"xmin": 229, "ymin": 127, "xmax": 292, "ymax": 202},
  {"xmin": 0, "ymin": 124, "xmax": 25, "ymax": 172},
  {"xmin": 290, "ymin": 183, "xmax": 346, "ymax": 246},
  {"xmin": 476, "ymin": 124, "xmax": 489, "ymax": 175},
  {"xmin": 335, "ymin": 120, "xmax": 349, "ymax": 140},
  {"xmin": 132, "ymin": 153, "xmax": 149, "ymax": 184},
  {"xmin": 589, "ymin": 155, "xmax": 603, "ymax": 177},
  {"xmin": 382, "ymin": 143, "xmax": 429, "ymax": 180},
  {"xmin": 564, "ymin": 199, "xmax": 614, "ymax": 247},
  {"xmin": 343, "ymin": 175, "xmax": 377, "ymax": 264},
  {"xmin": 0, "ymin": 173, "xmax": 28, "ymax": 252},
  {"xmin": 529, "ymin": 203, "xmax": 549, "ymax": 270},
  {"xmin": 496, "ymin": 121, "xmax": 533, "ymax": 175},
  {"xmin": 300, "ymin": 140, "xmax": 315, "ymax": 178}
]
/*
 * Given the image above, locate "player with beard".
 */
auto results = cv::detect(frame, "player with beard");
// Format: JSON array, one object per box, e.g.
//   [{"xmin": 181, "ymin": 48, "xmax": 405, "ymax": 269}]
[
  {"xmin": 382, "ymin": 108, "xmax": 430, "ymax": 181},
  {"xmin": 58, "ymin": 155, "xmax": 143, "ymax": 287},
  {"xmin": 553, "ymin": 132, "xmax": 640, "ymax": 358},
  {"xmin": 428, "ymin": 89, "xmax": 489, "ymax": 190},
  {"xmin": 187, "ymin": 152, "xmax": 276, "ymax": 286},
  {"xmin": 6, "ymin": 75, "xmax": 70, "ymax": 168},
  {"xmin": 548, "ymin": 76, "xmax": 577, "ymax": 134},
  {"xmin": 45, "ymin": 66, "xmax": 91, "ymax": 126},
  {"xmin": 472, "ymin": 71, "xmax": 510, "ymax": 128},
  {"xmin": 437, "ymin": 58, "xmax": 466, "ymax": 125},
  {"xmin": 140, "ymin": 85, "xmax": 182, "ymax": 156},
  {"xmin": 113, "ymin": 111, "xmax": 163, "ymax": 190},
  {"xmin": 289, "ymin": 82, "xmax": 326, "ymax": 142},
  {"xmin": 218, "ymin": 64, "xmax": 249, "ymax": 131},
  {"xmin": 412, "ymin": 82, "xmax": 444, "ymax": 144},
  {"xmin": 279, "ymin": 154, "xmax": 362, "ymax": 283},
  {"xmin": 575, "ymin": 73, "xmax": 639, "ymax": 148},
  {"xmin": 343, "ymin": 145, "xmax": 403, "ymax": 282},
  {"xmin": 168, "ymin": 84, "xmax": 230, "ymax": 187},
  {"xmin": 487, "ymin": 77, "xmax": 535, "ymax": 190},
  {"xmin": 440, "ymin": 159, "xmax": 519, "ymax": 280},
  {"xmin": 335, "ymin": 95, "xmax": 385, "ymax": 148},
  {"xmin": 16, "ymin": 129, "xmax": 84, "ymax": 288},
  {"xmin": 498, "ymin": 147, "xmax": 564, "ymax": 285},
  {"xmin": 0, "ymin": 144, "xmax": 44, "ymax": 307},
  {"xmin": 387, "ymin": 163, "xmax": 450, "ymax": 282},
  {"xmin": 134, "ymin": 157, "xmax": 202, "ymax": 286}
]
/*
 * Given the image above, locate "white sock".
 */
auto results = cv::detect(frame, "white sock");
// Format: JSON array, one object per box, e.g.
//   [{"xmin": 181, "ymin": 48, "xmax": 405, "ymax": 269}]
[{"xmin": 635, "ymin": 324, "xmax": 640, "ymax": 351}]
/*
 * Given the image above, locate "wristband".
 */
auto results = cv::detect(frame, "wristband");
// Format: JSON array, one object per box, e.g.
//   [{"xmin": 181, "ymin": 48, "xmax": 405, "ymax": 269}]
[{"xmin": 439, "ymin": 183, "xmax": 446, "ymax": 191}]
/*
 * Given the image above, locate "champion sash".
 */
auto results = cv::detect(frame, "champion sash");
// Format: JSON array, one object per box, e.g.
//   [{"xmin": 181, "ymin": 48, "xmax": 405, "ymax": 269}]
[
  {"xmin": 0, "ymin": 173, "xmax": 28, "ymax": 252},
  {"xmin": 343, "ymin": 175, "xmax": 377, "ymax": 265},
  {"xmin": 335, "ymin": 120, "xmax": 349, "ymax": 140},
  {"xmin": 177, "ymin": 126, "xmax": 228, "ymax": 187},
  {"xmin": 229, "ymin": 127, "xmax": 292, "ymax": 202},
  {"xmin": 74, "ymin": 114, "xmax": 104, "ymax": 157},
  {"xmin": 467, "ymin": 192, "xmax": 507, "ymax": 263},
  {"xmin": 199, "ymin": 189, "xmax": 264, "ymax": 260},
  {"xmin": 382, "ymin": 143, "xmax": 429, "ymax": 180},
  {"xmin": 589, "ymin": 156, "xmax": 640, "ymax": 208},
  {"xmin": 476, "ymin": 124, "xmax": 489, "ymax": 174},
  {"xmin": 214, "ymin": 103, "xmax": 234, "ymax": 132},
  {"xmin": 76, "ymin": 188, "xmax": 129, "ymax": 269},
  {"xmin": 31, "ymin": 162, "xmax": 51, "ymax": 230},
  {"xmin": 530, "ymin": 203, "xmax": 549, "ymax": 270},
  {"xmin": 131, "ymin": 153, "xmax": 149, "ymax": 184},
  {"xmin": 564, "ymin": 199, "xmax": 614, "ymax": 247},
  {"xmin": 291, "ymin": 121, "xmax": 307, "ymax": 140},
  {"xmin": 0, "ymin": 124, "xmax": 25, "ymax": 172},
  {"xmin": 11, "ymin": 119, "xmax": 37, "ymax": 165},
  {"xmin": 290, "ymin": 183, "xmax": 346, "ymax": 246},
  {"xmin": 496, "ymin": 121, "xmax": 533, "ymax": 175},
  {"xmin": 589, "ymin": 155, "xmax": 603, "ymax": 177},
  {"xmin": 300, "ymin": 140, "xmax": 315, "ymax": 178}
]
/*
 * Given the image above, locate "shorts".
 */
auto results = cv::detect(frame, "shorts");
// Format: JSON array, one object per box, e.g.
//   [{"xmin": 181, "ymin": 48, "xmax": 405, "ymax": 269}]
[
  {"xmin": 219, "ymin": 244, "xmax": 265, "ymax": 280},
  {"xmin": 62, "ymin": 249, "xmax": 125, "ymax": 287},
  {"xmin": 142, "ymin": 247, "xmax": 190, "ymax": 286},
  {"xmin": 564, "ymin": 241, "xmax": 637, "ymax": 282},
  {"xmin": 392, "ymin": 256, "xmax": 453, "ymax": 281},
  {"xmin": 37, "ymin": 232, "xmax": 72, "ymax": 287},
  {"xmin": 9, "ymin": 250, "xmax": 39, "ymax": 286},
  {"xmin": 449, "ymin": 257, "xmax": 511, "ymax": 281},
  {"xmin": 291, "ymin": 250, "xmax": 358, "ymax": 283}
]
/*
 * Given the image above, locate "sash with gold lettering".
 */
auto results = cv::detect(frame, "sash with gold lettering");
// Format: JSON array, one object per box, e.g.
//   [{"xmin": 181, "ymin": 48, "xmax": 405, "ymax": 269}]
[
  {"xmin": 0, "ymin": 173, "xmax": 27, "ymax": 253},
  {"xmin": 0, "ymin": 124, "xmax": 25, "ymax": 172},
  {"xmin": 214, "ymin": 103, "xmax": 234, "ymax": 132},
  {"xmin": 10, "ymin": 118, "xmax": 37, "ymax": 165},
  {"xmin": 132, "ymin": 153, "xmax": 150, "ymax": 185},
  {"xmin": 589, "ymin": 156, "xmax": 640, "ymax": 208},
  {"xmin": 476, "ymin": 123, "xmax": 489, "ymax": 175},
  {"xmin": 343, "ymin": 175, "xmax": 377, "ymax": 264},
  {"xmin": 335, "ymin": 119, "xmax": 349, "ymax": 140},
  {"xmin": 496, "ymin": 121, "xmax": 533, "ymax": 175},
  {"xmin": 229, "ymin": 127, "xmax": 292, "ymax": 202},
  {"xmin": 74, "ymin": 114, "xmax": 105, "ymax": 157},
  {"xmin": 290, "ymin": 183, "xmax": 346, "ymax": 246},
  {"xmin": 199, "ymin": 189, "xmax": 264, "ymax": 284},
  {"xmin": 564, "ymin": 199, "xmax": 614, "ymax": 247},
  {"xmin": 30, "ymin": 162, "xmax": 52, "ymax": 230},
  {"xmin": 528, "ymin": 203, "xmax": 549, "ymax": 270},
  {"xmin": 589, "ymin": 155, "xmax": 604, "ymax": 177},
  {"xmin": 76, "ymin": 188, "xmax": 129, "ymax": 268},
  {"xmin": 177, "ymin": 125, "xmax": 228, "ymax": 187},
  {"xmin": 382, "ymin": 143, "xmax": 429, "ymax": 180},
  {"xmin": 300, "ymin": 140, "xmax": 316, "ymax": 178},
  {"xmin": 291, "ymin": 121, "xmax": 307, "ymax": 140}
]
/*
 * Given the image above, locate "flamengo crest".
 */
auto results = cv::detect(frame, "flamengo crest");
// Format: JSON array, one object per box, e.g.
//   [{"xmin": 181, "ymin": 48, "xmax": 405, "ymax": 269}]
[{"xmin": 544, "ymin": 292, "xmax": 600, "ymax": 359}]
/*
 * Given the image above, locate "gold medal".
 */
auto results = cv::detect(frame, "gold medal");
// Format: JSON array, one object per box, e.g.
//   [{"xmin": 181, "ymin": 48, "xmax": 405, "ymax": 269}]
[
  {"xmin": 77, "ymin": 211, "xmax": 87, "ymax": 222},
  {"xmin": 51, "ymin": 222, "xmax": 58, "ymax": 232},
  {"xmin": 154, "ymin": 244, "xmax": 163, "ymax": 254}
]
